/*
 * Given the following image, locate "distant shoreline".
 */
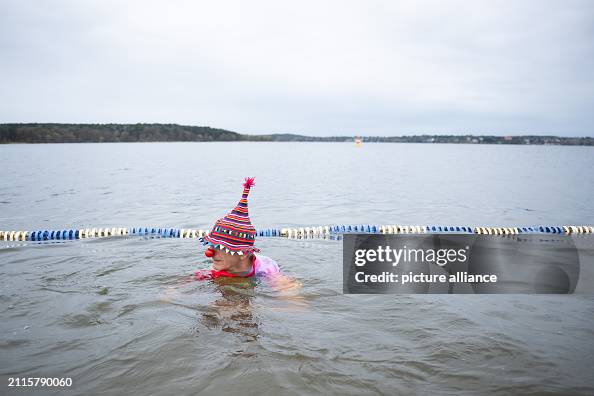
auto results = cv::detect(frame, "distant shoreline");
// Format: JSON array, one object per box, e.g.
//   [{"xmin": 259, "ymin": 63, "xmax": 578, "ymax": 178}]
[{"xmin": 1, "ymin": 123, "xmax": 592, "ymax": 146}]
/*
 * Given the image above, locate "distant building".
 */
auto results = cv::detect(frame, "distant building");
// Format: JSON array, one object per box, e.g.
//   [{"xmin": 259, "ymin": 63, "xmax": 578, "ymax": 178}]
[{"xmin": 504, "ymin": 136, "xmax": 513, "ymax": 141}]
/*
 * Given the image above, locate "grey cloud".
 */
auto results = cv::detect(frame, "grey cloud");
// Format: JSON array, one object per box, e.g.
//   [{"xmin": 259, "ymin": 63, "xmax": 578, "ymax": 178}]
[{"xmin": 0, "ymin": 0, "xmax": 593, "ymax": 136}]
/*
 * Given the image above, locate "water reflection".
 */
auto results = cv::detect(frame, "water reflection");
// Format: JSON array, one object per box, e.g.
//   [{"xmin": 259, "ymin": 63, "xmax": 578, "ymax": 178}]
[{"xmin": 200, "ymin": 278, "xmax": 260, "ymax": 342}]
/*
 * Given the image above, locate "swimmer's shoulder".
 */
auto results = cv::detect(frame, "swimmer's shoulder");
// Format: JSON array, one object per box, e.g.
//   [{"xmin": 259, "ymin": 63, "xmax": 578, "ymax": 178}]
[{"xmin": 253, "ymin": 254, "xmax": 281, "ymax": 276}]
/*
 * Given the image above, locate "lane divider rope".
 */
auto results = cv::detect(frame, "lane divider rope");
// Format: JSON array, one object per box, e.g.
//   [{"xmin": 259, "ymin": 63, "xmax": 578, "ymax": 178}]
[{"xmin": 1, "ymin": 225, "xmax": 593, "ymax": 242}]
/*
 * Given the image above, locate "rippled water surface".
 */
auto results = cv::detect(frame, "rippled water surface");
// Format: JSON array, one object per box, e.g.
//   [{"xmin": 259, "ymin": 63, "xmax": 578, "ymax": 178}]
[{"xmin": 1, "ymin": 142, "xmax": 594, "ymax": 395}]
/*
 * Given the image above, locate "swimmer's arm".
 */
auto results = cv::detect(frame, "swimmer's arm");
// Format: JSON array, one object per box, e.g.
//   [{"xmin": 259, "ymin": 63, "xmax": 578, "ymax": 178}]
[
  {"xmin": 266, "ymin": 273, "xmax": 309, "ymax": 311},
  {"xmin": 267, "ymin": 273, "xmax": 303, "ymax": 296},
  {"xmin": 159, "ymin": 274, "xmax": 196, "ymax": 303}
]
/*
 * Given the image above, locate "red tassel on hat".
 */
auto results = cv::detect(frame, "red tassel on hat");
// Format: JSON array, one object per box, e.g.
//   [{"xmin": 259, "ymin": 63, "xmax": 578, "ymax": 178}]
[{"xmin": 244, "ymin": 177, "xmax": 255, "ymax": 189}]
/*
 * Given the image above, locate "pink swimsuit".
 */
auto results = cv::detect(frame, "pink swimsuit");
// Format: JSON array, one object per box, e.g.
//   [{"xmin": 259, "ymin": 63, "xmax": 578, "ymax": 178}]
[
  {"xmin": 195, "ymin": 254, "xmax": 280, "ymax": 280},
  {"xmin": 251, "ymin": 254, "xmax": 281, "ymax": 277}
]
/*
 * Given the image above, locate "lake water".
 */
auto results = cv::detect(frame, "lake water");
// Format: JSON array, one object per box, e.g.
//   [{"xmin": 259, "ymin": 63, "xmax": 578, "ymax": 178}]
[{"xmin": 1, "ymin": 142, "xmax": 594, "ymax": 395}]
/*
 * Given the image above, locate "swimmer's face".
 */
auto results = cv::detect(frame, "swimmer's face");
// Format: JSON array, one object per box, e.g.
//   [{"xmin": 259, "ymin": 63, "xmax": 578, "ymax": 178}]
[{"xmin": 211, "ymin": 248, "xmax": 251, "ymax": 272}]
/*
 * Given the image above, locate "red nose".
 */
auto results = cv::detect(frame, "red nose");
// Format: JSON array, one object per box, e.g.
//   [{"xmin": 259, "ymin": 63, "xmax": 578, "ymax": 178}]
[{"xmin": 205, "ymin": 247, "xmax": 216, "ymax": 258}]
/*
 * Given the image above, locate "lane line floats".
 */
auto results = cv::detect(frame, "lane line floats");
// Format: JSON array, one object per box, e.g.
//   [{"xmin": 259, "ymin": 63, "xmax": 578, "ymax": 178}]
[{"xmin": 0, "ymin": 225, "xmax": 593, "ymax": 242}]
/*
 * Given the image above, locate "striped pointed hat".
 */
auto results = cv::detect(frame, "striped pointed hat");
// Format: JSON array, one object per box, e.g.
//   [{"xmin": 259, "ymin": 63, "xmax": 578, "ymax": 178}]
[{"xmin": 200, "ymin": 177, "xmax": 259, "ymax": 255}]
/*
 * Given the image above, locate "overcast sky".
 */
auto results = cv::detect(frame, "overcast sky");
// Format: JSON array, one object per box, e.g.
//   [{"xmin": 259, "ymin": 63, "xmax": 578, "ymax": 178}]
[{"xmin": 1, "ymin": 0, "xmax": 593, "ymax": 136}]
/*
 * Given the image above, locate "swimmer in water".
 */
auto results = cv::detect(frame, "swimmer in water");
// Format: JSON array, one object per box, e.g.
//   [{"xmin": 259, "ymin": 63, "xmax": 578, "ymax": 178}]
[
  {"xmin": 160, "ymin": 177, "xmax": 303, "ymax": 304},
  {"xmin": 196, "ymin": 177, "xmax": 301, "ymax": 294}
]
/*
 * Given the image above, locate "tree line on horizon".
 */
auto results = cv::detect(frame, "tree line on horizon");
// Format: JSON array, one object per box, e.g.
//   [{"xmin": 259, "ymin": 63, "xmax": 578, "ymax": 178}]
[
  {"xmin": 0, "ymin": 123, "xmax": 592, "ymax": 145},
  {"xmin": 0, "ymin": 123, "xmax": 245, "ymax": 143}
]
